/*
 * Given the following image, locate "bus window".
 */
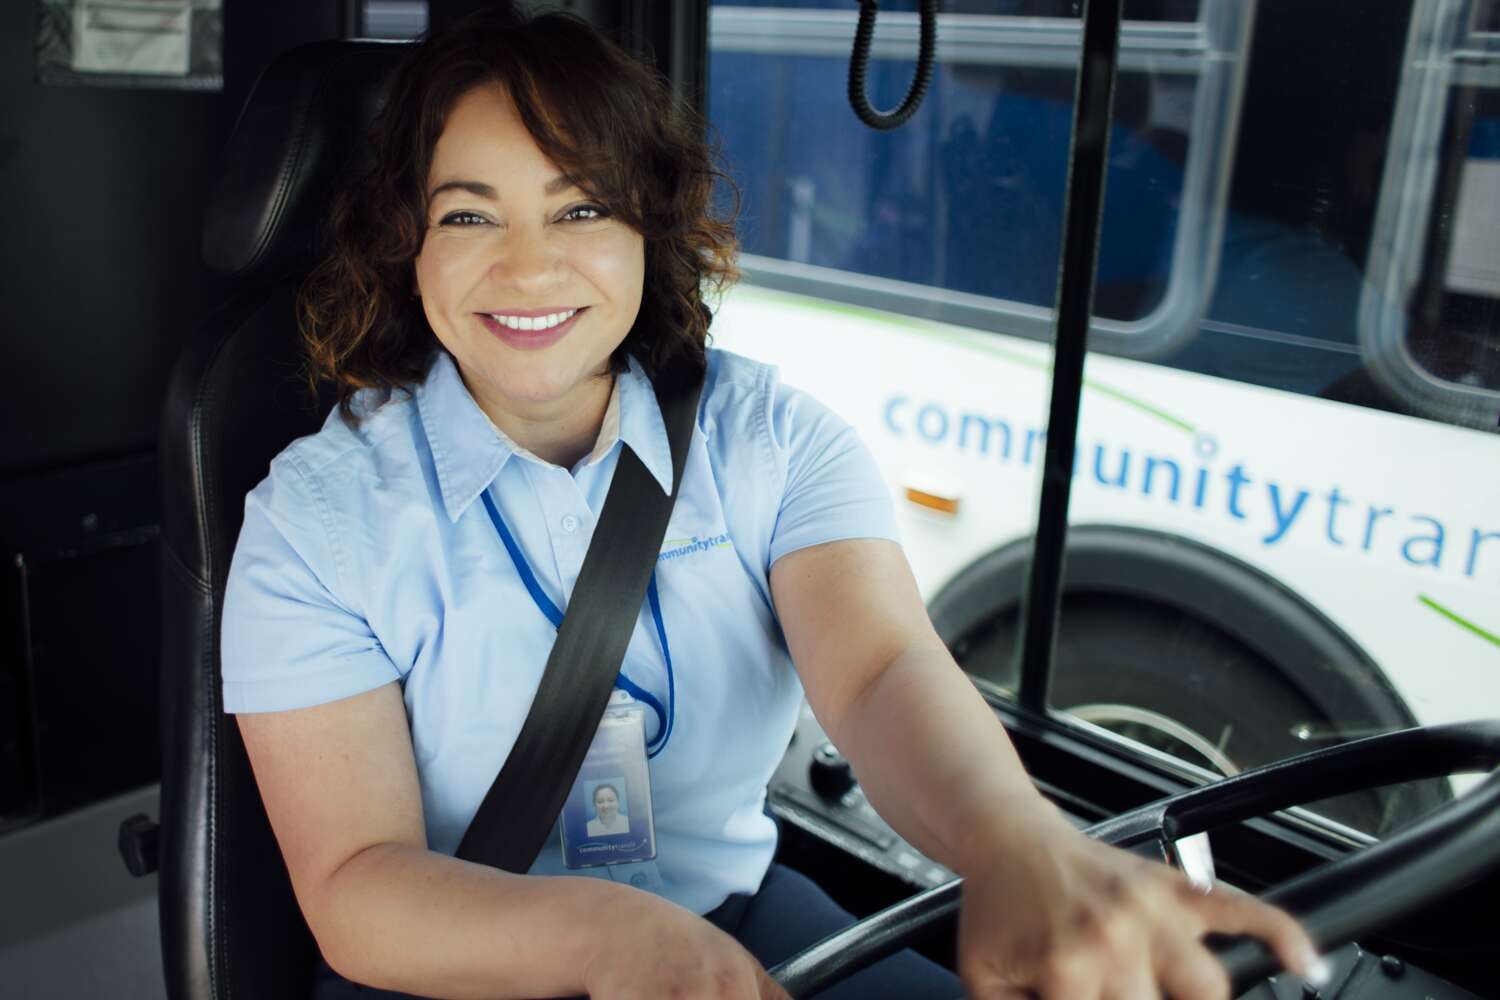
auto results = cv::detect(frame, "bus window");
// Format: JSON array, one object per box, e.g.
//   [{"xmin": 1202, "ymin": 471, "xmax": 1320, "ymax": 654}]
[{"xmin": 708, "ymin": 0, "xmax": 1249, "ymax": 357}]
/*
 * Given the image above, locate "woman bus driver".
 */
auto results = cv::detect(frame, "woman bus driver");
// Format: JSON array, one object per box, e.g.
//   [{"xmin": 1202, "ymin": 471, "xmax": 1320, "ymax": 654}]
[{"xmin": 222, "ymin": 7, "xmax": 1324, "ymax": 999}]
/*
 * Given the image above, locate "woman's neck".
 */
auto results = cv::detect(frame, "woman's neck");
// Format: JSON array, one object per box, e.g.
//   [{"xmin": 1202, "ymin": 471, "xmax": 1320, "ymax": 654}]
[{"xmin": 469, "ymin": 370, "xmax": 615, "ymax": 469}]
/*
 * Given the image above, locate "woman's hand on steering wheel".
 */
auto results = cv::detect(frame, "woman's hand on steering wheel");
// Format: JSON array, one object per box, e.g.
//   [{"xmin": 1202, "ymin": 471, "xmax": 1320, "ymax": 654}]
[
  {"xmin": 579, "ymin": 889, "xmax": 790, "ymax": 1000},
  {"xmin": 955, "ymin": 816, "xmax": 1324, "ymax": 1000}
]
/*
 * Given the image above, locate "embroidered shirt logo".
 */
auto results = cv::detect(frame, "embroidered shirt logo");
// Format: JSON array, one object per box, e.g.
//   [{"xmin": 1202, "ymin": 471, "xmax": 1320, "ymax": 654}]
[{"xmin": 659, "ymin": 534, "xmax": 733, "ymax": 562}]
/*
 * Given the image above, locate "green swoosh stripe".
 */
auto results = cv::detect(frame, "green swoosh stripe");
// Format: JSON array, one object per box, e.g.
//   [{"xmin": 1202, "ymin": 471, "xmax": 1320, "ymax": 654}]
[
  {"xmin": 739, "ymin": 286, "xmax": 1196, "ymax": 434},
  {"xmin": 1419, "ymin": 595, "xmax": 1500, "ymax": 649}
]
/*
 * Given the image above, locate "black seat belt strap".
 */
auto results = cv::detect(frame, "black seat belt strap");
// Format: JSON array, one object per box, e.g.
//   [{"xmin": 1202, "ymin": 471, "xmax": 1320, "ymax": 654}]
[{"xmin": 455, "ymin": 368, "xmax": 704, "ymax": 873}]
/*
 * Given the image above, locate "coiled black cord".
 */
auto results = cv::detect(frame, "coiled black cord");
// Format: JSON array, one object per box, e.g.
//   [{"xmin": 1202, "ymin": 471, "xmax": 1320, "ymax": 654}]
[{"xmin": 847, "ymin": 0, "xmax": 939, "ymax": 131}]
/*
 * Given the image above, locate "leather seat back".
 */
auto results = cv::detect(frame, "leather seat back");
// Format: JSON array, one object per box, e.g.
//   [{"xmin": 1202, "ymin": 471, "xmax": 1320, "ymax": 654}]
[{"xmin": 157, "ymin": 40, "xmax": 405, "ymax": 1000}]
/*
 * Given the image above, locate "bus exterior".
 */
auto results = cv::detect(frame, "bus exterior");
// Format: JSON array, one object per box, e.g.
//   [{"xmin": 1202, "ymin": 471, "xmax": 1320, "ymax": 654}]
[{"xmin": 703, "ymin": 0, "xmax": 1500, "ymax": 835}]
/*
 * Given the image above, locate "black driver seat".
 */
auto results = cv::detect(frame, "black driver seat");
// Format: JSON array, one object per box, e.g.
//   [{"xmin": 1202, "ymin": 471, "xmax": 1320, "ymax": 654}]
[{"xmin": 157, "ymin": 40, "xmax": 405, "ymax": 1000}]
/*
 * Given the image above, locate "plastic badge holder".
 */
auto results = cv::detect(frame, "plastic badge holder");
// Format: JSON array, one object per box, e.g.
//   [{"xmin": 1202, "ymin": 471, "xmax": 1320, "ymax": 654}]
[{"xmin": 560, "ymin": 693, "xmax": 661, "ymax": 891}]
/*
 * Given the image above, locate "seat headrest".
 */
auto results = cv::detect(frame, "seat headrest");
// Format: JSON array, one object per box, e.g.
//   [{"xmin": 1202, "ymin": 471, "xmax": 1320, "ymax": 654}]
[{"xmin": 202, "ymin": 40, "xmax": 408, "ymax": 282}]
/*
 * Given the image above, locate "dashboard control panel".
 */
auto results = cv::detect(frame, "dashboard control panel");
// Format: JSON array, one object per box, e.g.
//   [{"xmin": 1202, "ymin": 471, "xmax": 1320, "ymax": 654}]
[{"xmin": 768, "ymin": 701, "xmax": 957, "ymax": 890}]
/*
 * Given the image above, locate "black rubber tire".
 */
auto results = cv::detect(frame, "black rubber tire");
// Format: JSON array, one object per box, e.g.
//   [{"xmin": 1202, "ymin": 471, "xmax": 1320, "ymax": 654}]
[{"xmin": 951, "ymin": 591, "xmax": 1448, "ymax": 835}]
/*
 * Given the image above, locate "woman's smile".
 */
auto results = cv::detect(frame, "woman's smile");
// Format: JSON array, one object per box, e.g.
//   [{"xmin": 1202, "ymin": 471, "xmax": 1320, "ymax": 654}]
[{"xmin": 476, "ymin": 306, "xmax": 589, "ymax": 351}]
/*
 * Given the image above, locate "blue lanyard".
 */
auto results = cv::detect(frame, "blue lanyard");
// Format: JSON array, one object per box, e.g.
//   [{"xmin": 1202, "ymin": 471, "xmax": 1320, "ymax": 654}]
[{"xmin": 480, "ymin": 490, "xmax": 675, "ymax": 758}]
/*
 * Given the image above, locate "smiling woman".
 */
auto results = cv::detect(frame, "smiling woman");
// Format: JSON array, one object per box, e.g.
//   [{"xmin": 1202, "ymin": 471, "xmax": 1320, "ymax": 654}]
[{"xmin": 228, "ymin": 6, "xmax": 969, "ymax": 999}]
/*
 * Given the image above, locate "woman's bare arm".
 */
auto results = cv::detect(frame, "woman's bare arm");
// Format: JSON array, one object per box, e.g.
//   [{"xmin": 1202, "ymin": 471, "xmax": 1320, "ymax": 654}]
[{"xmin": 237, "ymin": 682, "xmax": 778, "ymax": 1000}]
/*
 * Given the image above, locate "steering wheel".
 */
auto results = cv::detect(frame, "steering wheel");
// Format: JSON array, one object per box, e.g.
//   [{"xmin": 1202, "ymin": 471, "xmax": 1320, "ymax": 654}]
[{"xmin": 768, "ymin": 720, "xmax": 1500, "ymax": 998}]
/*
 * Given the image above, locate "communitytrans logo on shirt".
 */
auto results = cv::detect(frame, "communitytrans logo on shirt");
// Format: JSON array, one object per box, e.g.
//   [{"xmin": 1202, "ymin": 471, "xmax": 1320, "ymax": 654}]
[{"xmin": 659, "ymin": 534, "xmax": 733, "ymax": 562}]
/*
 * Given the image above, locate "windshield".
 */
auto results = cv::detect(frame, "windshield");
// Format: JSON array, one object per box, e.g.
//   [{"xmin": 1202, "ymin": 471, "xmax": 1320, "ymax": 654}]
[{"xmin": 706, "ymin": 0, "xmax": 1500, "ymax": 838}]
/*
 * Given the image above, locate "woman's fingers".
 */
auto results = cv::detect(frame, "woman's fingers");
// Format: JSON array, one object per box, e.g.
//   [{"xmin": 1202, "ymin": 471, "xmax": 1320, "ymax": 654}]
[
  {"xmin": 1106, "ymin": 954, "xmax": 1162, "ymax": 1000},
  {"xmin": 1036, "ymin": 951, "xmax": 1106, "ymax": 1000},
  {"xmin": 1183, "ymin": 880, "xmax": 1323, "ymax": 981},
  {"xmin": 956, "ymin": 832, "xmax": 1327, "ymax": 1000},
  {"xmin": 1153, "ymin": 927, "xmax": 1233, "ymax": 1000},
  {"xmin": 1124, "ymin": 866, "xmax": 1316, "ymax": 1000}
]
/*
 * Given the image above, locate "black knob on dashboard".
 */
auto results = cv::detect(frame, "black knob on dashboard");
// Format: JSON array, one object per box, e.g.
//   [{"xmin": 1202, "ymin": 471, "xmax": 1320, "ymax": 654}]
[{"xmin": 810, "ymin": 741, "xmax": 856, "ymax": 799}]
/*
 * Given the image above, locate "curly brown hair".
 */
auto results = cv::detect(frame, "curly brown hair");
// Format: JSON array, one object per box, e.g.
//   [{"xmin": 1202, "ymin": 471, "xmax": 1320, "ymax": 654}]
[{"xmin": 299, "ymin": 4, "xmax": 739, "ymax": 425}]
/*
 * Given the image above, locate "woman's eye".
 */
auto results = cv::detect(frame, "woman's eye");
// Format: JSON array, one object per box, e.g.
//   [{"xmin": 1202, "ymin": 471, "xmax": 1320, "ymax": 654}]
[
  {"xmin": 439, "ymin": 211, "xmax": 489, "ymax": 226},
  {"xmin": 561, "ymin": 203, "xmax": 609, "ymax": 223}
]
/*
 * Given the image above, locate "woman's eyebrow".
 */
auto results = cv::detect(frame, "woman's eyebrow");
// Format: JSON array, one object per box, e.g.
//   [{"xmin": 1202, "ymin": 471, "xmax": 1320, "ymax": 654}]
[
  {"xmin": 427, "ymin": 175, "xmax": 579, "ymax": 200},
  {"xmin": 428, "ymin": 179, "xmax": 497, "ymax": 201}
]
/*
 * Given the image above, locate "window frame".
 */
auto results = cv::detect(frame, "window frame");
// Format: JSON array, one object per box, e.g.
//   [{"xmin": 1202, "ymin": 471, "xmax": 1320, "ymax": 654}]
[
  {"xmin": 710, "ymin": 2, "xmax": 1254, "ymax": 357},
  {"xmin": 1358, "ymin": 0, "xmax": 1500, "ymax": 429}
]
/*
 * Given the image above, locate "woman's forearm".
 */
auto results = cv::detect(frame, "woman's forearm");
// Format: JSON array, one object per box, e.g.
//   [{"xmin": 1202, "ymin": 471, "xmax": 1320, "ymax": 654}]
[
  {"xmin": 826, "ymin": 643, "xmax": 1071, "ymax": 876},
  {"xmin": 315, "ymin": 841, "xmax": 643, "ymax": 999}
]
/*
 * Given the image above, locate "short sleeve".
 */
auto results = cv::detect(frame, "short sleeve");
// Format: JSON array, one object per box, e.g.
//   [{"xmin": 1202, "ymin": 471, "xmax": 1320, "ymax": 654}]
[
  {"xmin": 220, "ymin": 456, "xmax": 401, "ymax": 713},
  {"xmin": 765, "ymin": 373, "xmax": 902, "ymax": 567}
]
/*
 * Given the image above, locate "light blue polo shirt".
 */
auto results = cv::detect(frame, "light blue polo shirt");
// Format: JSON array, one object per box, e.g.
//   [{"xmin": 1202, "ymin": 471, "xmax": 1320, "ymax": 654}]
[{"xmin": 220, "ymin": 346, "xmax": 900, "ymax": 915}]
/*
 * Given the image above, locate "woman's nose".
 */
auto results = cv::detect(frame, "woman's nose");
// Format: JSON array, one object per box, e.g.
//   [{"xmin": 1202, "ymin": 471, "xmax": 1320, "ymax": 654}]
[{"xmin": 491, "ymin": 226, "xmax": 561, "ymax": 291}]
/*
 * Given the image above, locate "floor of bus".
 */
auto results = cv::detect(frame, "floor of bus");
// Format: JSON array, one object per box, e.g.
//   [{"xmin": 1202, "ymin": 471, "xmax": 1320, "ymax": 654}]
[{"xmin": 0, "ymin": 785, "xmax": 165, "ymax": 999}]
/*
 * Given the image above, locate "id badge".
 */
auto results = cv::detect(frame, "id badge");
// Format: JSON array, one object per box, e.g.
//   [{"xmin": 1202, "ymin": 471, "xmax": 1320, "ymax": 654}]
[{"xmin": 559, "ymin": 691, "xmax": 662, "ymax": 891}]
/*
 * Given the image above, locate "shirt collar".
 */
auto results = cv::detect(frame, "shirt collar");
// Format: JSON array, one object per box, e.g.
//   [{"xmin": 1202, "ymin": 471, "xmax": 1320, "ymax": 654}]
[{"xmin": 416, "ymin": 350, "xmax": 674, "ymax": 523}]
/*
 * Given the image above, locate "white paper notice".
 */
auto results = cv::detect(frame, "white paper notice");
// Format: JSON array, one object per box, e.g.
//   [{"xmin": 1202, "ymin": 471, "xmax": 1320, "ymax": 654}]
[
  {"xmin": 71, "ymin": 0, "xmax": 191, "ymax": 76},
  {"xmin": 1445, "ymin": 158, "xmax": 1500, "ymax": 299}
]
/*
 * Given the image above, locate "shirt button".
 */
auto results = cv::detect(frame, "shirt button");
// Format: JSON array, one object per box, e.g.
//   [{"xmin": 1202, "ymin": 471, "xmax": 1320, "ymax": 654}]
[{"xmin": 561, "ymin": 514, "xmax": 580, "ymax": 533}]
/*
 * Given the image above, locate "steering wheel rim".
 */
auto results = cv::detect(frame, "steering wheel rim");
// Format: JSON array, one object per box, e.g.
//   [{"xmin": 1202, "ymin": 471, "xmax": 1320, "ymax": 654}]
[{"xmin": 768, "ymin": 720, "xmax": 1500, "ymax": 998}]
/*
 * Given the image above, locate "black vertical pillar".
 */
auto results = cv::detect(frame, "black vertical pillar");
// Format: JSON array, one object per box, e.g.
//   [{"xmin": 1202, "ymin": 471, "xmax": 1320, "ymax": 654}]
[{"xmin": 1016, "ymin": 0, "xmax": 1123, "ymax": 712}]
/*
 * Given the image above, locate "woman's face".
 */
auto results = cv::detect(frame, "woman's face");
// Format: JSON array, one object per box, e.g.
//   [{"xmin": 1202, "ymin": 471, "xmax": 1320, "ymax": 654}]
[
  {"xmin": 413, "ymin": 82, "xmax": 645, "ymax": 424},
  {"xmin": 593, "ymin": 786, "xmax": 619, "ymax": 822}
]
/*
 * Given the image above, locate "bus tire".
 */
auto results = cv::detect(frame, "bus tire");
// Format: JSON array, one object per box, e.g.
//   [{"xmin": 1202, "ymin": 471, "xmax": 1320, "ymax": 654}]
[{"xmin": 929, "ymin": 525, "xmax": 1450, "ymax": 836}]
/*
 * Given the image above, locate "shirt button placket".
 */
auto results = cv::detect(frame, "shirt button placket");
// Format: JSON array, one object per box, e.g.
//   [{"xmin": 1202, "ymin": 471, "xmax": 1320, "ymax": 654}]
[{"xmin": 537, "ymin": 466, "xmax": 590, "ymax": 594}]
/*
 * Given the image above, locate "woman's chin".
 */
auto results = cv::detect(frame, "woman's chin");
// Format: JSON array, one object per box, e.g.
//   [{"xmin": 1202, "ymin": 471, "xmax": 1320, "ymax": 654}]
[
  {"xmin": 483, "ymin": 368, "xmax": 588, "ymax": 411},
  {"xmin": 454, "ymin": 348, "xmax": 614, "ymax": 423}
]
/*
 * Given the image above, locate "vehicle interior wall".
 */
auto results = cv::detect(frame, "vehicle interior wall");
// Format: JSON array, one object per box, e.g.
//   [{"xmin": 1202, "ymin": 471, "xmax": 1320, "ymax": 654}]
[{"xmin": 0, "ymin": 0, "xmax": 349, "ymax": 832}]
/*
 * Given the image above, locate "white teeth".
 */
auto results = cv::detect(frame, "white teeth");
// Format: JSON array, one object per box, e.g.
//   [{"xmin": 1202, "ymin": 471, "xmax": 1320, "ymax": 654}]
[{"xmin": 488, "ymin": 309, "xmax": 578, "ymax": 331}]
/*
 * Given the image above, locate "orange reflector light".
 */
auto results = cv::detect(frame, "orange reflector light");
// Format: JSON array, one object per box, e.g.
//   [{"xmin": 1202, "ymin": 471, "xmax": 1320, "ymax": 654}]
[{"xmin": 904, "ymin": 488, "xmax": 959, "ymax": 515}]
